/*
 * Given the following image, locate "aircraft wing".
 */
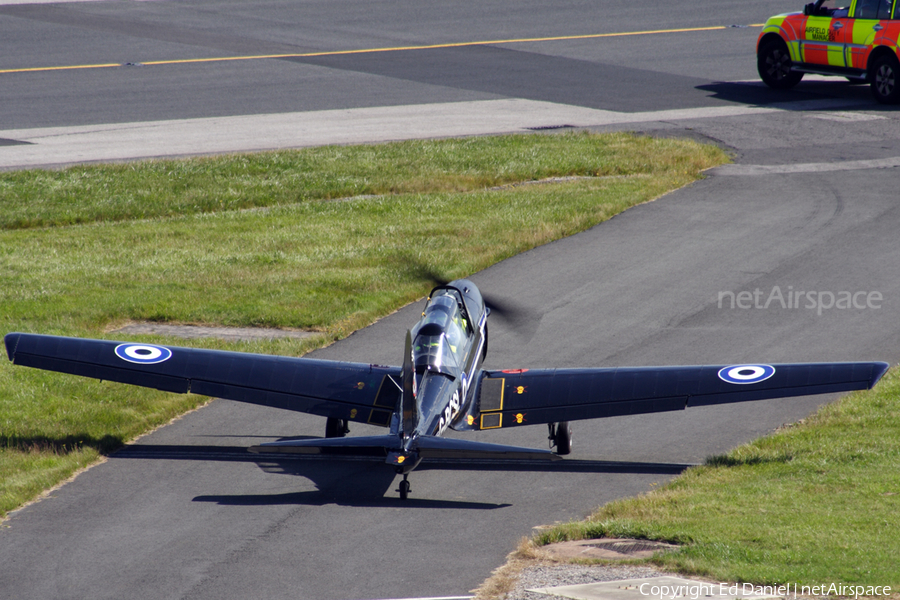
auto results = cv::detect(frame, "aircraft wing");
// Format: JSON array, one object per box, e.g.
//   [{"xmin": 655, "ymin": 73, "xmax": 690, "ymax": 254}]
[
  {"xmin": 466, "ymin": 362, "xmax": 890, "ymax": 430},
  {"xmin": 4, "ymin": 333, "xmax": 401, "ymax": 427}
]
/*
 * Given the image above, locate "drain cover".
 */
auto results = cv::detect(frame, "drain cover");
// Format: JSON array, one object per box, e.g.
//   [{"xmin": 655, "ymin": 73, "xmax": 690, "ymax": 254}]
[
  {"xmin": 587, "ymin": 540, "xmax": 674, "ymax": 555},
  {"xmin": 542, "ymin": 538, "xmax": 678, "ymax": 561}
]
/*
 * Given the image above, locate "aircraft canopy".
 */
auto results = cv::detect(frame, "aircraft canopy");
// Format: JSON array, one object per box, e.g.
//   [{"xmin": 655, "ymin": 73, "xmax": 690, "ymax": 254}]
[{"xmin": 412, "ymin": 293, "xmax": 469, "ymax": 376}]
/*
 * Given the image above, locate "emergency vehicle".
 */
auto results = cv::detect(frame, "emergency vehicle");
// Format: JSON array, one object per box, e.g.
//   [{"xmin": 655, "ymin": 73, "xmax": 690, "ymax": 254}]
[{"xmin": 758, "ymin": 0, "xmax": 900, "ymax": 103}]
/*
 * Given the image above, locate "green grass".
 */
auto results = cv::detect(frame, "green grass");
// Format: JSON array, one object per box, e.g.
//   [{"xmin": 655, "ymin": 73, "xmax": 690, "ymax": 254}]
[
  {"xmin": 0, "ymin": 131, "xmax": 728, "ymax": 518},
  {"xmin": 0, "ymin": 133, "xmax": 716, "ymax": 230},
  {"xmin": 535, "ymin": 368, "xmax": 900, "ymax": 589}
]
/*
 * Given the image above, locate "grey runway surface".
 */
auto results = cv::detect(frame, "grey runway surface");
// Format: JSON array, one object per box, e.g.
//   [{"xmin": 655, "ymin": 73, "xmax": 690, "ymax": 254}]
[
  {"xmin": 0, "ymin": 0, "xmax": 783, "ymax": 128},
  {"xmin": 2, "ymin": 1, "xmax": 900, "ymax": 599}
]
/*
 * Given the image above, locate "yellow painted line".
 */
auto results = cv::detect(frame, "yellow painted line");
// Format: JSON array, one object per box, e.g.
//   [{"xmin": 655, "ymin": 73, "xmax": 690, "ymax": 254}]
[
  {"xmin": 0, "ymin": 24, "xmax": 763, "ymax": 75},
  {"xmin": 0, "ymin": 62, "xmax": 122, "ymax": 74}
]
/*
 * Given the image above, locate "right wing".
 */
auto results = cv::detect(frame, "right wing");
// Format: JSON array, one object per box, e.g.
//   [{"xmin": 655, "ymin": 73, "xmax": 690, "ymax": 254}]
[
  {"xmin": 4, "ymin": 333, "xmax": 401, "ymax": 427},
  {"xmin": 462, "ymin": 361, "xmax": 890, "ymax": 430}
]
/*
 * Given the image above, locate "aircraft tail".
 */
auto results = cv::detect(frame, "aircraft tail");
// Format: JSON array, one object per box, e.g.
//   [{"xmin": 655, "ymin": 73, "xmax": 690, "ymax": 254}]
[{"xmin": 401, "ymin": 329, "xmax": 417, "ymax": 437}]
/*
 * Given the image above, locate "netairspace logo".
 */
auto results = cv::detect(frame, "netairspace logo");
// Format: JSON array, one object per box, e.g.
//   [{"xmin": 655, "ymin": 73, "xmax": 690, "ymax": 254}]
[
  {"xmin": 639, "ymin": 582, "xmax": 893, "ymax": 599},
  {"xmin": 718, "ymin": 286, "xmax": 883, "ymax": 316}
]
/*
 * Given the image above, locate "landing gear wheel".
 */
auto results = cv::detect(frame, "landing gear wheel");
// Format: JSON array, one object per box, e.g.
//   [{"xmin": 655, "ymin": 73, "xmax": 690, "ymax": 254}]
[
  {"xmin": 871, "ymin": 54, "xmax": 900, "ymax": 104},
  {"xmin": 325, "ymin": 417, "xmax": 348, "ymax": 438},
  {"xmin": 548, "ymin": 421, "xmax": 573, "ymax": 455},
  {"xmin": 757, "ymin": 39, "xmax": 803, "ymax": 89},
  {"xmin": 399, "ymin": 477, "xmax": 411, "ymax": 500}
]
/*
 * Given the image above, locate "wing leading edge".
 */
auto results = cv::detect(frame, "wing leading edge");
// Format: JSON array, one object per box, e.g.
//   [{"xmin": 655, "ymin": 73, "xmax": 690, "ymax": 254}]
[
  {"xmin": 466, "ymin": 362, "xmax": 890, "ymax": 430},
  {"xmin": 4, "ymin": 333, "xmax": 401, "ymax": 427}
]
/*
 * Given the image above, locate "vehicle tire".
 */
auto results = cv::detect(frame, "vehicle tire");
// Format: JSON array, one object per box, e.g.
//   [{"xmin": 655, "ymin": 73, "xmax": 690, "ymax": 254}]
[
  {"xmin": 553, "ymin": 421, "xmax": 573, "ymax": 456},
  {"xmin": 325, "ymin": 417, "xmax": 347, "ymax": 438},
  {"xmin": 871, "ymin": 54, "xmax": 900, "ymax": 104},
  {"xmin": 758, "ymin": 39, "xmax": 803, "ymax": 89}
]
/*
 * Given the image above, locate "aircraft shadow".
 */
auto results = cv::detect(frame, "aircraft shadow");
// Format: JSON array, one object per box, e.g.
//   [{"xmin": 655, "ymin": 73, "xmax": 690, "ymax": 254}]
[
  {"xmin": 201, "ymin": 457, "xmax": 512, "ymax": 509},
  {"xmin": 193, "ymin": 490, "xmax": 511, "ymax": 510},
  {"xmin": 113, "ymin": 443, "xmax": 693, "ymax": 507},
  {"xmin": 114, "ymin": 444, "xmax": 513, "ymax": 507},
  {"xmin": 416, "ymin": 457, "xmax": 695, "ymax": 475}
]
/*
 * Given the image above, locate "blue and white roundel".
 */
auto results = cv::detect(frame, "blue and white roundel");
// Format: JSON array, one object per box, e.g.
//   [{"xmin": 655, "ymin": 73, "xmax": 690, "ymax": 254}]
[
  {"xmin": 718, "ymin": 364, "xmax": 775, "ymax": 385},
  {"xmin": 114, "ymin": 343, "xmax": 172, "ymax": 365}
]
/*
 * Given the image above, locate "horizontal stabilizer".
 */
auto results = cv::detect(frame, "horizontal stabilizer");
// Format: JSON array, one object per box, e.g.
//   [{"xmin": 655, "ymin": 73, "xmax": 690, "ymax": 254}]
[
  {"xmin": 414, "ymin": 436, "xmax": 562, "ymax": 461},
  {"xmin": 249, "ymin": 435, "xmax": 401, "ymax": 456},
  {"xmin": 249, "ymin": 434, "xmax": 561, "ymax": 462}
]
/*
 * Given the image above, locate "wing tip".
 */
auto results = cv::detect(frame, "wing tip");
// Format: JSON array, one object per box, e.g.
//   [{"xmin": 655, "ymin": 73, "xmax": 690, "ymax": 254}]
[
  {"xmin": 4, "ymin": 332, "xmax": 21, "ymax": 362},
  {"xmin": 870, "ymin": 361, "xmax": 891, "ymax": 389}
]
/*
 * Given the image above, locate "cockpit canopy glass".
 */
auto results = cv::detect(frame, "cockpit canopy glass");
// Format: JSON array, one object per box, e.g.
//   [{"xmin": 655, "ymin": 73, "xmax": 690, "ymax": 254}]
[{"xmin": 412, "ymin": 290, "xmax": 471, "ymax": 376}]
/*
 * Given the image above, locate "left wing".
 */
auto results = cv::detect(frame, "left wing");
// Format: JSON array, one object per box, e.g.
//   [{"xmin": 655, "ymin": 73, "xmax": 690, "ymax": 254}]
[
  {"xmin": 462, "ymin": 362, "xmax": 889, "ymax": 430},
  {"xmin": 4, "ymin": 333, "xmax": 401, "ymax": 427}
]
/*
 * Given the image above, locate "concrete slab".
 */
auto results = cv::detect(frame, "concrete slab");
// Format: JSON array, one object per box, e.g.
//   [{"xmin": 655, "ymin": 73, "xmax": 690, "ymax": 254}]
[
  {"xmin": 530, "ymin": 576, "xmax": 786, "ymax": 600},
  {"xmin": 111, "ymin": 323, "xmax": 316, "ymax": 342},
  {"xmin": 0, "ymin": 97, "xmax": 870, "ymax": 170}
]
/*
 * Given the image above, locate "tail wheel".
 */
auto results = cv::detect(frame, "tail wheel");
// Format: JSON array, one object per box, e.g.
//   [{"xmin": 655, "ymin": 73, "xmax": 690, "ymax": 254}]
[
  {"xmin": 548, "ymin": 421, "xmax": 573, "ymax": 455},
  {"xmin": 399, "ymin": 478, "xmax": 410, "ymax": 500},
  {"xmin": 758, "ymin": 39, "xmax": 803, "ymax": 89},
  {"xmin": 871, "ymin": 54, "xmax": 900, "ymax": 104}
]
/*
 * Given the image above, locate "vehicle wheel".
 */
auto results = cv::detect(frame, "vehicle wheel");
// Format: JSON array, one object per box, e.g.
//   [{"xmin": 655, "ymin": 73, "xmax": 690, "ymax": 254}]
[
  {"xmin": 399, "ymin": 478, "xmax": 410, "ymax": 500},
  {"xmin": 871, "ymin": 54, "xmax": 900, "ymax": 104},
  {"xmin": 325, "ymin": 417, "xmax": 347, "ymax": 438},
  {"xmin": 552, "ymin": 421, "xmax": 573, "ymax": 455},
  {"xmin": 758, "ymin": 39, "xmax": 803, "ymax": 89}
]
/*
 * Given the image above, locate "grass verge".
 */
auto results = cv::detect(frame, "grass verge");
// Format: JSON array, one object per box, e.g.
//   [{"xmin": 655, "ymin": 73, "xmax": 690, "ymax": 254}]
[
  {"xmin": 0, "ymin": 131, "xmax": 728, "ymax": 519},
  {"xmin": 533, "ymin": 367, "xmax": 900, "ymax": 590}
]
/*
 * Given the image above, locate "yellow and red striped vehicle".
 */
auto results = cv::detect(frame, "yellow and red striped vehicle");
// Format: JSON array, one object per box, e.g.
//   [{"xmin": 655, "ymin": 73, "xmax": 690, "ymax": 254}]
[{"xmin": 758, "ymin": 0, "xmax": 900, "ymax": 103}]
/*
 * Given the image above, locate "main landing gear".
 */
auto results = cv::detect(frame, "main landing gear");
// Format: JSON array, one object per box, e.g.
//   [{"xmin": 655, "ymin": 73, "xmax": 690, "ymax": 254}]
[
  {"xmin": 398, "ymin": 475, "xmax": 411, "ymax": 500},
  {"xmin": 548, "ymin": 421, "xmax": 572, "ymax": 455},
  {"xmin": 325, "ymin": 417, "xmax": 349, "ymax": 438}
]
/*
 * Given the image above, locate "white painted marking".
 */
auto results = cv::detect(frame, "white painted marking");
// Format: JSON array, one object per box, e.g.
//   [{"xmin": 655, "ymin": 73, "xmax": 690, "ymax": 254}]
[
  {"xmin": 362, "ymin": 597, "xmax": 473, "ymax": 600},
  {"xmin": 711, "ymin": 156, "xmax": 900, "ymax": 176},
  {"xmin": 0, "ymin": 0, "xmax": 107, "ymax": 4},
  {"xmin": 0, "ymin": 97, "xmax": 876, "ymax": 170},
  {"xmin": 807, "ymin": 111, "xmax": 886, "ymax": 122},
  {"xmin": 733, "ymin": 74, "xmax": 855, "ymax": 83}
]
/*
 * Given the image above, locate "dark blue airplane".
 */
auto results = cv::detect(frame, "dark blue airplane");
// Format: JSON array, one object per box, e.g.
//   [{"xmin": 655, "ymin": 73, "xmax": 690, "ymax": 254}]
[{"xmin": 4, "ymin": 279, "xmax": 889, "ymax": 499}]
